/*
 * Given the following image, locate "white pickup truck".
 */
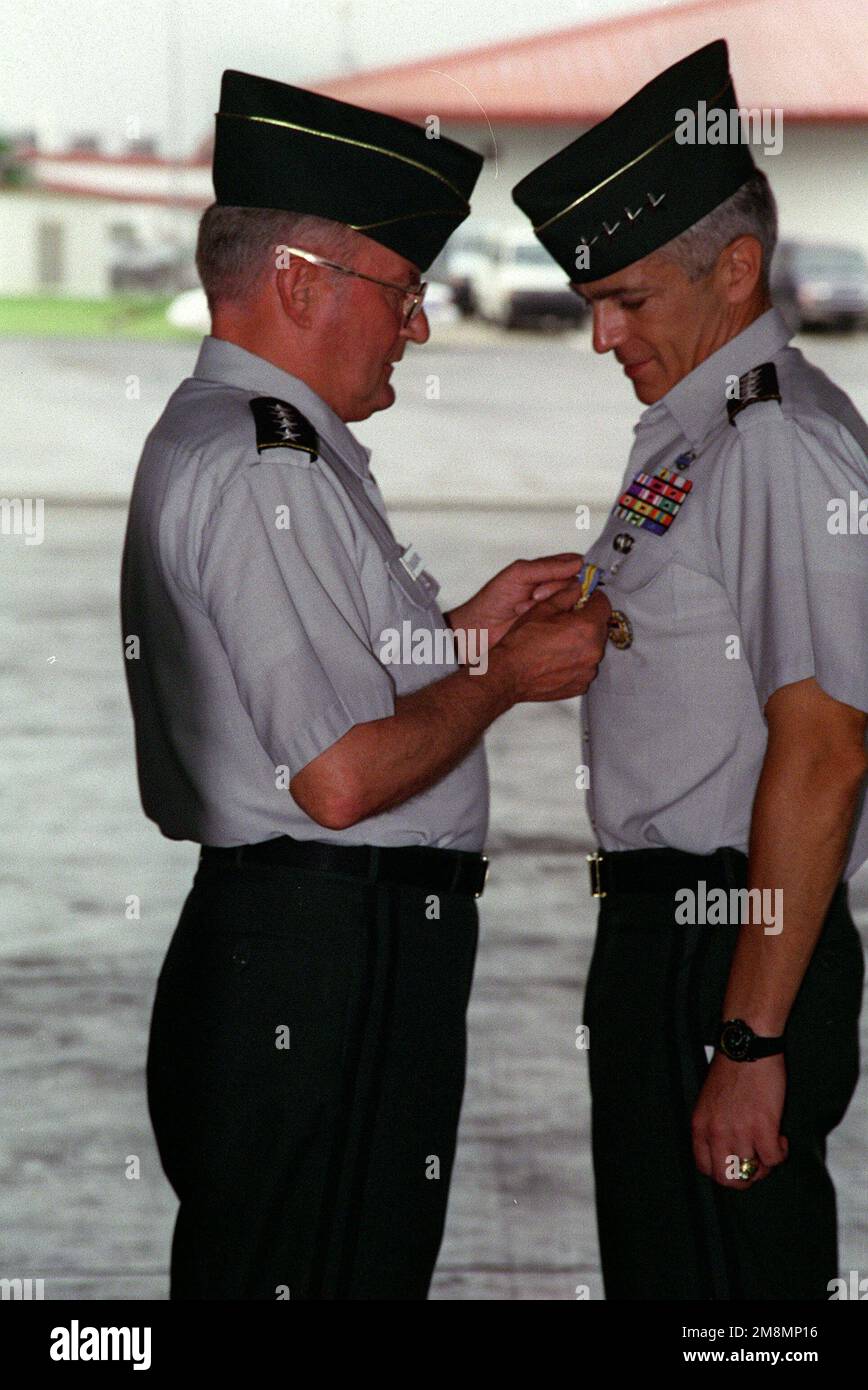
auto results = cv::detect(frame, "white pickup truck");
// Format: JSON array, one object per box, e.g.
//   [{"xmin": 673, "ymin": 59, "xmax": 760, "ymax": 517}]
[{"xmin": 473, "ymin": 228, "xmax": 587, "ymax": 329}]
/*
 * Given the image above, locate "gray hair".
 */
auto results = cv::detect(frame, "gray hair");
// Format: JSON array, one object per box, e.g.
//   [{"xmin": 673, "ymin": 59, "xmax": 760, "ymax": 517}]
[
  {"xmin": 195, "ymin": 204, "xmax": 359, "ymax": 310},
  {"xmin": 657, "ymin": 170, "xmax": 778, "ymax": 289}
]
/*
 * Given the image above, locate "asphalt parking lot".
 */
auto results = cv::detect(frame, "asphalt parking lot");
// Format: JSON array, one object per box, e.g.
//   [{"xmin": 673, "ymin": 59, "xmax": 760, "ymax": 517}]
[{"xmin": 2, "ymin": 324, "xmax": 867, "ymax": 1299}]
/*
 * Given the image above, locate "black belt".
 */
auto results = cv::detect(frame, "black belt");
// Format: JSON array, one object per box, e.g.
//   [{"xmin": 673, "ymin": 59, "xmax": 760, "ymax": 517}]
[
  {"xmin": 200, "ymin": 836, "xmax": 489, "ymax": 899},
  {"xmin": 587, "ymin": 846, "xmax": 747, "ymax": 898}
]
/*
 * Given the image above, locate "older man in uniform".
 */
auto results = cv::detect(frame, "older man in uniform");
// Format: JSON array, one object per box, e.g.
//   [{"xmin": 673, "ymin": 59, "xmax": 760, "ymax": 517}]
[
  {"xmin": 121, "ymin": 70, "xmax": 609, "ymax": 1300},
  {"xmin": 513, "ymin": 40, "xmax": 868, "ymax": 1300}
]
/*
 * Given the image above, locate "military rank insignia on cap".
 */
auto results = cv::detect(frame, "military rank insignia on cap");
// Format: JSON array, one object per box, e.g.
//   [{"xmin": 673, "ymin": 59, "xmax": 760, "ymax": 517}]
[
  {"xmin": 249, "ymin": 397, "xmax": 319, "ymax": 460},
  {"xmin": 212, "ymin": 70, "xmax": 484, "ymax": 272},
  {"xmin": 511, "ymin": 40, "xmax": 756, "ymax": 283}
]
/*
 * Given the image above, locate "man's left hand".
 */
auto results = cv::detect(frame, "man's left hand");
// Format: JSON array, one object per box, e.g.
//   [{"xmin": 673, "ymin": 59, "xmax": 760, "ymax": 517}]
[
  {"xmin": 447, "ymin": 553, "xmax": 585, "ymax": 646},
  {"xmin": 691, "ymin": 1051, "xmax": 788, "ymax": 1189}
]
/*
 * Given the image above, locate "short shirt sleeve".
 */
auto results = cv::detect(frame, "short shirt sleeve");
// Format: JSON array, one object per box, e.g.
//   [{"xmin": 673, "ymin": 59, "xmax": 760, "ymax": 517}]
[
  {"xmin": 715, "ymin": 401, "xmax": 868, "ymax": 715},
  {"xmin": 197, "ymin": 456, "xmax": 396, "ymax": 776}
]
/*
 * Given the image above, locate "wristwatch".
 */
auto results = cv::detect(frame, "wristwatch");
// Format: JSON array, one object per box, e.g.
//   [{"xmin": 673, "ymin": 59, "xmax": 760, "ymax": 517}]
[{"xmin": 716, "ymin": 1017, "xmax": 785, "ymax": 1062}]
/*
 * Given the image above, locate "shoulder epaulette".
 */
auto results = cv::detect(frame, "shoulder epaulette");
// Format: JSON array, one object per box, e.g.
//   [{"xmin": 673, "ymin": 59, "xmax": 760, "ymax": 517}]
[
  {"xmin": 727, "ymin": 362, "xmax": 781, "ymax": 425},
  {"xmin": 249, "ymin": 396, "xmax": 318, "ymax": 460}
]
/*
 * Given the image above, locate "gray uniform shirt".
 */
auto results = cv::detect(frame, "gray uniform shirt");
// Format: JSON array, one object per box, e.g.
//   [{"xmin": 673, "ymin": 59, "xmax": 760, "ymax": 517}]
[
  {"xmin": 120, "ymin": 335, "xmax": 489, "ymax": 849},
  {"xmin": 582, "ymin": 307, "xmax": 868, "ymax": 879}
]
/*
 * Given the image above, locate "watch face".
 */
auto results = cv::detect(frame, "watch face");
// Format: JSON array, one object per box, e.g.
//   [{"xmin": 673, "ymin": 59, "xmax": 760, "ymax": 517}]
[{"xmin": 721, "ymin": 1019, "xmax": 753, "ymax": 1061}]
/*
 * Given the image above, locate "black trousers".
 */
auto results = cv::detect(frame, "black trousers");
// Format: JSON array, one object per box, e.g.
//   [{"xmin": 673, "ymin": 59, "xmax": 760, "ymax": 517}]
[
  {"xmin": 584, "ymin": 875, "xmax": 863, "ymax": 1300},
  {"xmin": 146, "ymin": 856, "xmax": 479, "ymax": 1300}
]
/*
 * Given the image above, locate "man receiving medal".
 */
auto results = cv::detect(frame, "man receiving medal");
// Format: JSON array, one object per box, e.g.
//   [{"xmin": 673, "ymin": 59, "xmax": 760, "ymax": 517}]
[{"xmin": 514, "ymin": 40, "xmax": 868, "ymax": 1300}]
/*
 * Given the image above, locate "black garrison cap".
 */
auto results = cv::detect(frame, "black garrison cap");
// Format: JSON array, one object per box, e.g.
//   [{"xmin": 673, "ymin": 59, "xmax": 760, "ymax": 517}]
[
  {"xmin": 212, "ymin": 70, "xmax": 484, "ymax": 272},
  {"xmin": 512, "ymin": 40, "xmax": 757, "ymax": 283}
]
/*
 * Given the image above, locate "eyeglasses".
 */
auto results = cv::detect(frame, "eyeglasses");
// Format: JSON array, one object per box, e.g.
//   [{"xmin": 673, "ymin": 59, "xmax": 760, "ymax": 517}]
[{"xmin": 281, "ymin": 246, "xmax": 428, "ymax": 327}]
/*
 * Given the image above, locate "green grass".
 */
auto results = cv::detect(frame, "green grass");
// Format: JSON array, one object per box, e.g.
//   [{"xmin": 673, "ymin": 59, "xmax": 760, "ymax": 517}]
[{"xmin": 0, "ymin": 295, "xmax": 201, "ymax": 340}]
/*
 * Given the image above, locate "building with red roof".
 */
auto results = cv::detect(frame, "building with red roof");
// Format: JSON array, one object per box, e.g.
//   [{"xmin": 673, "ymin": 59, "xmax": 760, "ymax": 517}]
[
  {"xmin": 309, "ymin": 0, "xmax": 868, "ymax": 258},
  {"xmin": 314, "ymin": 0, "xmax": 867, "ymax": 124},
  {"xmin": 0, "ymin": 144, "xmax": 211, "ymax": 297},
  {"xmin": 4, "ymin": 0, "xmax": 865, "ymax": 295}
]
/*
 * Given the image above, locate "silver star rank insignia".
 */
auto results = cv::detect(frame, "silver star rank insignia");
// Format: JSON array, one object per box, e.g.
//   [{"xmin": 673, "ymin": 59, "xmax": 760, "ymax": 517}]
[{"xmin": 249, "ymin": 396, "xmax": 319, "ymax": 460}]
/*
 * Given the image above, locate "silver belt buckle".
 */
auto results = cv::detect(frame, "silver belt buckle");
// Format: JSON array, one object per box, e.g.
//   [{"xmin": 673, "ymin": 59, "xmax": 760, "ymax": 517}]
[{"xmin": 587, "ymin": 850, "xmax": 607, "ymax": 899}]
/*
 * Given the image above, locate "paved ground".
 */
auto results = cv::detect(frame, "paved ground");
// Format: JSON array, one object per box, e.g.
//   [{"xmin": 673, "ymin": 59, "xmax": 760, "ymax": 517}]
[
  {"xmin": 2, "ymin": 329, "xmax": 867, "ymax": 1300},
  {"xmin": 3, "ymin": 320, "xmax": 866, "ymax": 507}
]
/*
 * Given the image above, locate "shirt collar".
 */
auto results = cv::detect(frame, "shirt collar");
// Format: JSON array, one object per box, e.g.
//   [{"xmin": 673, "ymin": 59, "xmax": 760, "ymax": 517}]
[
  {"xmin": 643, "ymin": 307, "xmax": 793, "ymax": 449},
  {"xmin": 191, "ymin": 335, "xmax": 373, "ymax": 477}
]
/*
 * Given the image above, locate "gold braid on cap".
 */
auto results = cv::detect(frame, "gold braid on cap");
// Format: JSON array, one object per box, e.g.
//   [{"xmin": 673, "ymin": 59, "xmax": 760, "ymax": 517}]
[
  {"xmin": 533, "ymin": 78, "xmax": 733, "ymax": 234},
  {"xmin": 217, "ymin": 111, "xmax": 469, "ymax": 207}
]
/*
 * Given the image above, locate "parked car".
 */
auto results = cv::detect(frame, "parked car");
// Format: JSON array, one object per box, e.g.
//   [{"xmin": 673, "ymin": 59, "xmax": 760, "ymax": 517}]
[
  {"xmin": 420, "ymin": 279, "xmax": 460, "ymax": 327},
  {"xmin": 771, "ymin": 240, "xmax": 868, "ymax": 332},
  {"xmin": 473, "ymin": 227, "xmax": 586, "ymax": 329},
  {"xmin": 165, "ymin": 287, "xmax": 209, "ymax": 332},
  {"xmin": 110, "ymin": 244, "xmax": 195, "ymax": 294},
  {"xmin": 431, "ymin": 221, "xmax": 504, "ymax": 315}
]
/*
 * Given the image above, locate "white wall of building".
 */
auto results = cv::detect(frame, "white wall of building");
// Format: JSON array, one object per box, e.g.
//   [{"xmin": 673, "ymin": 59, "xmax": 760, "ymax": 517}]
[
  {"xmin": 0, "ymin": 191, "xmax": 200, "ymax": 296},
  {"xmin": 752, "ymin": 125, "xmax": 868, "ymax": 258},
  {"xmin": 450, "ymin": 121, "xmax": 868, "ymax": 259},
  {"xmin": 1, "ymin": 122, "xmax": 862, "ymax": 297}
]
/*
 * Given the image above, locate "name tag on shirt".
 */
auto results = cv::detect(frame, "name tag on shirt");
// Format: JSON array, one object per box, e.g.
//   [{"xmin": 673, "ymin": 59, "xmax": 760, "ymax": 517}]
[{"xmin": 399, "ymin": 546, "xmax": 425, "ymax": 581}]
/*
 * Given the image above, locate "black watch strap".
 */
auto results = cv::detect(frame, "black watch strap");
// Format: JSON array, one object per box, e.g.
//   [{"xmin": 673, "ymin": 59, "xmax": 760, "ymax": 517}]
[{"xmin": 716, "ymin": 1017, "xmax": 785, "ymax": 1062}]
